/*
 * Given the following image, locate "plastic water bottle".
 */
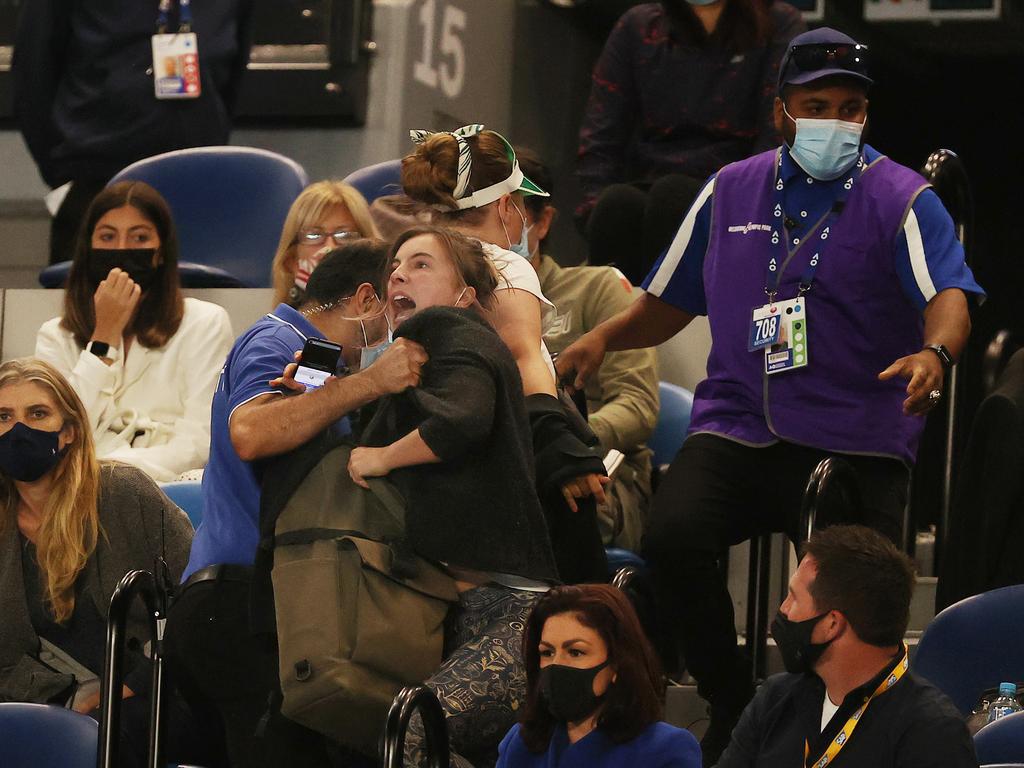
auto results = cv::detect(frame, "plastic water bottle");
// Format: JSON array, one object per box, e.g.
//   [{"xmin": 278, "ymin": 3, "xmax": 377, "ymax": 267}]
[{"xmin": 986, "ymin": 682, "xmax": 1022, "ymax": 724}]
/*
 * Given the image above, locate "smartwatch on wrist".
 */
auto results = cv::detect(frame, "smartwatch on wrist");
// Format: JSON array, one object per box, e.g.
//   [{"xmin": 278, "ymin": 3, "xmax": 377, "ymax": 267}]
[
  {"xmin": 924, "ymin": 343, "xmax": 954, "ymax": 370},
  {"xmin": 87, "ymin": 341, "xmax": 119, "ymax": 361}
]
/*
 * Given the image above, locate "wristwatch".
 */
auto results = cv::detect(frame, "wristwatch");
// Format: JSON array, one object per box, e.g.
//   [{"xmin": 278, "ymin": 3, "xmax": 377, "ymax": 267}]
[
  {"xmin": 87, "ymin": 340, "xmax": 120, "ymax": 362},
  {"xmin": 924, "ymin": 343, "xmax": 954, "ymax": 370}
]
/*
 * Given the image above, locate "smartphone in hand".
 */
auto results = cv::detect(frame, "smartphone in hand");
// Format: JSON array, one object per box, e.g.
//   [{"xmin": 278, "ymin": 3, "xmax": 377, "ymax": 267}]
[{"xmin": 294, "ymin": 337, "xmax": 342, "ymax": 390}]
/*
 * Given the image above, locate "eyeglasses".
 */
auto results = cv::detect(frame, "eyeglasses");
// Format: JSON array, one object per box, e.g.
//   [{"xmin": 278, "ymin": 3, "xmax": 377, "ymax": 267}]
[
  {"xmin": 297, "ymin": 229, "xmax": 361, "ymax": 246},
  {"xmin": 787, "ymin": 43, "xmax": 869, "ymax": 79}
]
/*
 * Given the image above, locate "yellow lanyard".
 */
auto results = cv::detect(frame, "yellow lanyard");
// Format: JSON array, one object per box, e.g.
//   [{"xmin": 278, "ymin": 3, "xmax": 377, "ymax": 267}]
[{"xmin": 803, "ymin": 644, "xmax": 909, "ymax": 768}]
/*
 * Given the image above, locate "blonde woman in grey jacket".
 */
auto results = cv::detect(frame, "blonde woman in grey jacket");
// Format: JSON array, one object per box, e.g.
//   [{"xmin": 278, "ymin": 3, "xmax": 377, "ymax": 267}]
[{"xmin": 0, "ymin": 358, "xmax": 200, "ymax": 766}]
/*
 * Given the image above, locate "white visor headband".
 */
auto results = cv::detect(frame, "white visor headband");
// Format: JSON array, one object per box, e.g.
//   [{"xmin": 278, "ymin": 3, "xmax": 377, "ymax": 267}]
[{"xmin": 408, "ymin": 124, "xmax": 548, "ymax": 211}]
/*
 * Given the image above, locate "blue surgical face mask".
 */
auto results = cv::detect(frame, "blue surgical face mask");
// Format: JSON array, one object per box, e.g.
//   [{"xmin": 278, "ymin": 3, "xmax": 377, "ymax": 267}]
[
  {"xmin": 501, "ymin": 199, "xmax": 532, "ymax": 260},
  {"xmin": 784, "ymin": 105, "xmax": 865, "ymax": 181},
  {"xmin": 357, "ymin": 296, "xmax": 393, "ymax": 370}
]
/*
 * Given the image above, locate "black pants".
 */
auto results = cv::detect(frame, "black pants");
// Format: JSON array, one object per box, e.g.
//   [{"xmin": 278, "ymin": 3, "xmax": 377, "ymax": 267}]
[
  {"xmin": 50, "ymin": 178, "xmax": 108, "ymax": 264},
  {"xmin": 587, "ymin": 174, "xmax": 704, "ymax": 285},
  {"xmin": 164, "ymin": 577, "xmax": 339, "ymax": 768},
  {"xmin": 641, "ymin": 434, "xmax": 909, "ymax": 706}
]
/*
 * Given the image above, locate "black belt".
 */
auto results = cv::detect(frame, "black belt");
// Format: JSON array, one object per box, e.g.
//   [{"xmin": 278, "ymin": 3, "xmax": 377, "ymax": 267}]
[{"xmin": 181, "ymin": 563, "xmax": 254, "ymax": 590}]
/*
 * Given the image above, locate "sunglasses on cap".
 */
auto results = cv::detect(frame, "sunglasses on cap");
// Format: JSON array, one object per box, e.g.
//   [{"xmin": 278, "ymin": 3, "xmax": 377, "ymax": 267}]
[{"xmin": 788, "ymin": 42, "xmax": 869, "ymax": 78}]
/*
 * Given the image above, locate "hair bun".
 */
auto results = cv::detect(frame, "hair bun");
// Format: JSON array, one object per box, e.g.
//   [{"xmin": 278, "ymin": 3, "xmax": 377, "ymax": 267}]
[{"xmin": 401, "ymin": 134, "xmax": 460, "ymax": 209}]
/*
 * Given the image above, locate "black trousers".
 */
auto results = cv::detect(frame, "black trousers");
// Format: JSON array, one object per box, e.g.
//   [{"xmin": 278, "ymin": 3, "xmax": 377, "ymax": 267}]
[
  {"xmin": 641, "ymin": 433, "xmax": 909, "ymax": 706},
  {"xmin": 164, "ymin": 577, "xmax": 341, "ymax": 768},
  {"xmin": 586, "ymin": 174, "xmax": 704, "ymax": 285},
  {"xmin": 50, "ymin": 178, "xmax": 108, "ymax": 264}
]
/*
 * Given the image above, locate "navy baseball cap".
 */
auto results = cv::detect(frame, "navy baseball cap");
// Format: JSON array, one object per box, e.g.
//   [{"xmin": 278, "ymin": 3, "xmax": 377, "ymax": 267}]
[{"xmin": 778, "ymin": 27, "xmax": 873, "ymax": 93}]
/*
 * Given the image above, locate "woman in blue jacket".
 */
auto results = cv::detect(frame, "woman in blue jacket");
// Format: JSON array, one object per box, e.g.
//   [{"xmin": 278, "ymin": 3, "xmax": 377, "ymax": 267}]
[{"xmin": 498, "ymin": 584, "xmax": 701, "ymax": 767}]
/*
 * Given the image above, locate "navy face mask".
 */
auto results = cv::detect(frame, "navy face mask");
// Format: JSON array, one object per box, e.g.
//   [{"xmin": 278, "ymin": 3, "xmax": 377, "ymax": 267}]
[
  {"xmin": 0, "ymin": 422, "xmax": 68, "ymax": 483},
  {"xmin": 87, "ymin": 248, "xmax": 160, "ymax": 291}
]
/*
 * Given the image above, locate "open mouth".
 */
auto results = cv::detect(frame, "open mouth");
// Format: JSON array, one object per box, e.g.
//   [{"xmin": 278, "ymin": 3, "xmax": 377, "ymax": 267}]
[{"xmin": 391, "ymin": 295, "xmax": 416, "ymax": 311}]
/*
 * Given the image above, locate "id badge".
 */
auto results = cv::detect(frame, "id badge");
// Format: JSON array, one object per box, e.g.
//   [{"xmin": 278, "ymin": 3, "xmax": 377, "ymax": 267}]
[
  {"xmin": 151, "ymin": 33, "xmax": 201, "ymax": 99},
  {"xmin": 764, "ymin": 297, "xmax": 808, "ymax": 375},
  {"xmin": 748, "ymin": 302, "xmax": 782, "ymax": 351}
]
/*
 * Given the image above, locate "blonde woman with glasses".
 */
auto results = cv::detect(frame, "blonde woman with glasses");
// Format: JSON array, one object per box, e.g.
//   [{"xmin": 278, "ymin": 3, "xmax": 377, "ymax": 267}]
[
  {"xmin": 0, "ymin": 359, "xmax": 210, "ymax": 767},
  {"xmin": 270, "ymin": 180, "xmax": 380, "ymax": 308}
]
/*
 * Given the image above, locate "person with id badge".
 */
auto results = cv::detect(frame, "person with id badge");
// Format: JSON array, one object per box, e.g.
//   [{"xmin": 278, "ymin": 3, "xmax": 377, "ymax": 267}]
[
  {"xmin": 13, "ymin": 0, "xmax": 253, "ymax": 263},
  {"xmin": 556, "ymin": 27, "xmax": 984, "ymax": 765}
]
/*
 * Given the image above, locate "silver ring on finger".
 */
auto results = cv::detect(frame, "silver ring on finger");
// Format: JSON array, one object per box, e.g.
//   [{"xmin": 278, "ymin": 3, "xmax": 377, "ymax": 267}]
[{"xmin": 928, "ymin": 389, "xmax": 942, "ymax": 405}]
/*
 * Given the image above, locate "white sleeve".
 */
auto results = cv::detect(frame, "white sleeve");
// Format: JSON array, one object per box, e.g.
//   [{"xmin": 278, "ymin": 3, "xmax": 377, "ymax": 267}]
[
  {"xmin": 102, "ymin": 300, "xmax": 235, "ymax": 481},
  {"xmin": 34, "ymin": 317, "xmax": 122, "ymax": 437},
  {"xmin": 480, "ymin": 242, "xmax": 555, "ymax": 328}
]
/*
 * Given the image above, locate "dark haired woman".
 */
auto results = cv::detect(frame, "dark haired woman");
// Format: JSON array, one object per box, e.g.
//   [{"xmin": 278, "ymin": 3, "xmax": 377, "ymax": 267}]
[
  {"xmin": 579, "ymin": 0, "xmax": 805, "ymax": 282},
  {"xmin": 497, "ymin": 584, "xmax": 700, "ymax": 768},
  {"xmin": 35, "ymin": 181, "xmax": 234, "ymax": 482}
]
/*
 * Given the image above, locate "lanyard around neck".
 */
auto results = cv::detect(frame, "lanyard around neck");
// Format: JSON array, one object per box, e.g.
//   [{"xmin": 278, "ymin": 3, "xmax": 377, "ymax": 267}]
[
  {"xmin": 803, "ymin": 644, "xmax": 910, "ymax": 768},
  {"xmin": 157, "ymin": 0, "xmax": 193, "ymax": 33},
  {"xmin": 763, "ymin": 149, "xmax": 864, "ymax": 303}
]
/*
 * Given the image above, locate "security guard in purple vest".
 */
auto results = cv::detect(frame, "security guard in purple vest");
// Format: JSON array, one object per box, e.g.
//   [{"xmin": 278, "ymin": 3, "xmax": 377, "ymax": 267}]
[{"xmin": 556, "ymin": 27, "xmax": 983, "ymax": 766}]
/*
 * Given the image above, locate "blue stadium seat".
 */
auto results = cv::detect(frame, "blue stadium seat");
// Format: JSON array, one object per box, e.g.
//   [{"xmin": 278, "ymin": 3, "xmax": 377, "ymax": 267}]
[
  {"xmin": 649, "ymin": 382, "xmax": 694, "ymax": 471},
  {"xmin": 39, "ymin": 147, "xmax": 308, "ymax": 289},
  {"xmin": 343, "ymin": 159, "xmax": 402, "ymax": 204},
  {"xmin": 606, "ymin": 548, "xmax": 646, "ymax": 574},
  {"xmin": 914, "ymin": 584, "xmax": 1024, "ymax": 716},
  {"xmin": 160, "ymin": 480, "xmax": 204, "ymax": 528},
  {"xmin": 0, "ymin": 703, "xmax": 98, "ymax": 768},
  {"xmin": 976, "ymin": 712, "xmax": 1024, "ymax": 766}
]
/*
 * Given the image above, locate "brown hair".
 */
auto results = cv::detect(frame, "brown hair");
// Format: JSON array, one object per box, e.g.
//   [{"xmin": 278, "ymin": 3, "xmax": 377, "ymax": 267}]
[
  {"xmin": 519, "ymin": 585, "xmax": 664, "ymax": 752},
  {"xmin": 0, "ymin": 359, "xmax": 101, "ymax": 623},
  {"xmin": 401, "ymin": 131, "xmax": 515, "ymax": 223},
  {"xmin": 662, "ymin": 0, "xmax": 770, "ymax": 52},
  {"xmin": 802, "ymin": 525, "xmax": 916, "ymax": 647},
  {"xmin": 388, "ymin": 225, "xmax": 501, "ymax": 309},
  {"xmin": 271, "ymin": 180, "xmax": 379, "ymax": 307},
  {"xmin": 61, "ymin": 181, "xmax": 184, "ymax": 349}
]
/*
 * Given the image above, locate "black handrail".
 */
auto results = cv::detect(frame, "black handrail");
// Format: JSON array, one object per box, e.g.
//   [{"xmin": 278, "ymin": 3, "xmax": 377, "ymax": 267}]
[
  {"xmin": 381, "ymin": 684, "xmax": 450, "ymax": 768},
  {"xmin": 920, "ymin": 149, "xmax": 973, "ymax": 569},
  {"xmin": 799, "ymin": 457, "xmax": 863, "ymax": 546},
  {"xmin": 97, "ymin": 569, "xmax": 168, "ymax": 768},
  {"xmin": 983, "ymin": 330, "xmax": 1019, "ymax": 396}
]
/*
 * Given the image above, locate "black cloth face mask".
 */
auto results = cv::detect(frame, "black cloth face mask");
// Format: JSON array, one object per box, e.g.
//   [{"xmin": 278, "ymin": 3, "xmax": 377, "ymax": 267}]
[
  {"xmin": 539, "ymin": 660, "xmax": 611, "ymax": 723},
  {"xmin": 0, "ymin": 422, "xmax": 68, "ymax": 482},
  {"xmin": 771, "ymin": 610, "xmax": 834, "ymax": 674},
  {"xmin": 87, "ymin": 248, "xmax": 159, "ymax": 291}
]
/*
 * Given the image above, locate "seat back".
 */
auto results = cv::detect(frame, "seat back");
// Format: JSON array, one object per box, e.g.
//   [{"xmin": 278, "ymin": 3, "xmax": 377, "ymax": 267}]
[
  {"xmin": 0, "ymin": 703, "xmax": 98, "ymax": 768},
  {"xmin": 976, "ymin": 712, "xmax": 1024, "ymax": 765},
  {"xmin": 111, "ymin": 147, "xmax": 309, "ymax": 287},
  {"xmin": 343, "ymin": 159, "xmax": 402, "ymax": 204},
  {"xmin": 160, "ymin": 480, "xmax": 204, "ymax": 528},
  {"xmin": 915, "ymin": 584, "xmax": 1024, "ymax": 716},
  {"xmin": 649, "ymin": 382, "xmax": 694, "ymax": 470}
]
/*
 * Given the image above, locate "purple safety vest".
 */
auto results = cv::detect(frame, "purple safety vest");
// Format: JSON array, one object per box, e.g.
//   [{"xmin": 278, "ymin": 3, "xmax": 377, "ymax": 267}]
[{"xmin": 691, "ymin": 148, "xmax": 931, "ymax": 465}]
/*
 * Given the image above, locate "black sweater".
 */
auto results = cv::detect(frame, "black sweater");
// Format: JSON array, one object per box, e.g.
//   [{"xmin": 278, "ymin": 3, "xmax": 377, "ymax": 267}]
[
  {"xmin": 13, "ymin": 0, "xmax": 253, "ymax": 187},
  {"xmin": 361, "ymin": 307, "xmax": 558, "ymax": 582}
]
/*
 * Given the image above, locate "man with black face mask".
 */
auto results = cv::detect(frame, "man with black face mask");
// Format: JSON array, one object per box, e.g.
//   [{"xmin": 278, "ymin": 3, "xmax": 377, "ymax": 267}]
[{"xmin": 718, "ymin": 525, "xmax": 976, "ymax": 767}]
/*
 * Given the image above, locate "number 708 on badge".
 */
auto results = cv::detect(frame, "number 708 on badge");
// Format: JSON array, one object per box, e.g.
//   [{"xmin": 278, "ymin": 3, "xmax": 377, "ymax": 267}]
[{"xmin": 749, "ymin": 306, "xmax": 781, "ymax": 351}]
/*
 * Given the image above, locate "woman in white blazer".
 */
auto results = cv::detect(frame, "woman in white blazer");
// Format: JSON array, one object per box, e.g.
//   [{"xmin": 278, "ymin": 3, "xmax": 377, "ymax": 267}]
[{"xmin": 35, "ymin": 181, "xmax": 233, "ymax": 482}]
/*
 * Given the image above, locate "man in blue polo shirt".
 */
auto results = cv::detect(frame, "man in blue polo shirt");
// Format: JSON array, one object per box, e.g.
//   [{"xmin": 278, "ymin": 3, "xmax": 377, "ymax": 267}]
[
  {"xmin": 557, "ymin": 27, "xmax": 983, "ymax": 764},
  {"xmin": 167, "ymin": 242, "xmax": 427, "ymax": 766}
]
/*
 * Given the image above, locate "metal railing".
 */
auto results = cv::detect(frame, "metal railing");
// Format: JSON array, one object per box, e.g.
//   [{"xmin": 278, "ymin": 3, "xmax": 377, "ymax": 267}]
[
  {"xmin": 97, "ymin": 569, "xmax": 168, "ymax": 768},
  {"xmin": 381, "ymin": 684, "xmax": 450, "ymax": 768},
  {"xmin": 920, "ymin": 148, "xmax": 973, "ymax": 568}
]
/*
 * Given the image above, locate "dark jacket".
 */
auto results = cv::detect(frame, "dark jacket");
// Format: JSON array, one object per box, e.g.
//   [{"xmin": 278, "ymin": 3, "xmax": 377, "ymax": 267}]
[
  {"xmin": 13, "ymin": 0, "xmax": 254, "ymax": 187},
  {"xmin": 718, "ymin": 667, "xmax": 977, "ymax": 768},
  {"xmin": 937, "ymin": 349, "xmax": 1024, "ymax": 611},
  {"xmin": 0, "ymin": 463, "xmax": 192, "ymax": 703},
  {"xmin": 361, "ymin": 307, "xmax": 558, "ymax": 582}
]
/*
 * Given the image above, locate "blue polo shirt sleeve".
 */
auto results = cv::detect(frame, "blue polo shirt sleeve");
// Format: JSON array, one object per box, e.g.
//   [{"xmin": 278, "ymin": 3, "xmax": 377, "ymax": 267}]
[
  {"xmin": 641, "ymin": 175, "xmax": 716, "ymax": 316},
  {"xmin": 226, "ymin": 326, "xmax": 304, "ymax": 417},
  {"xmin": 893, "ymin": 188, "xmax": 985, "ymax": 311}
]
